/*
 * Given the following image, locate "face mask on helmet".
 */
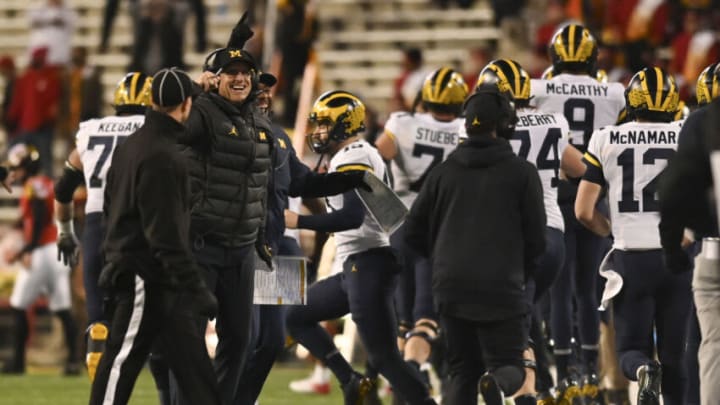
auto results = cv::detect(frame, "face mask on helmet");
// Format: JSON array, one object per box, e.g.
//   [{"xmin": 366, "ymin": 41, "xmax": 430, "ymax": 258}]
[
  {"xmin": 548, "ymin": 23, "xmax": 598, "ymax": 75},
  {"xmin": 8, "ymin": 143, "xmax": 41, "ymax": 177},
  {"xmin": 476, "ymin": 59, "xmax": 531, "ymax": 107},
  {"xmin": 114, "ymin": 72, "xmax": 152, "ymax": 115},
  {"xmin": 624, "ymin": 67, "xmax": 679, "ymax": 122},
  {"xmin": 306, "ymin": 91, "xmax": 366, "ymax": 153},
  {"xmin": 421, "ymin": 67, "xmax": 468, "ymax": 115},
  {"xmin": 696, "ymin": 63, "xmax": 720, "ymax": 105}
]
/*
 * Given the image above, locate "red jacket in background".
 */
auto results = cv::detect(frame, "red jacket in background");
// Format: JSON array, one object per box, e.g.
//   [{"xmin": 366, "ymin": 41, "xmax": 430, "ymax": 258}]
[{"xmin": 7, "ymin": 66, "xmax": 60, "ymax": 134}]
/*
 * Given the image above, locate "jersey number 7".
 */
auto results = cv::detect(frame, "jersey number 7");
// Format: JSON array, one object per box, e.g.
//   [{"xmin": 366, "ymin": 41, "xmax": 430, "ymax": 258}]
[{"xmin": 87, "ymin": 135, "xmax": 128, "ymax": 188}]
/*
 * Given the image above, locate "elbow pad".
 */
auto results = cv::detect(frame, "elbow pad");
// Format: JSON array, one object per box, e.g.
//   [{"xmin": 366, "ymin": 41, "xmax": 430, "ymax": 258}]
[{"xmin": 54, "ymin": 162, "xmax": 85, "ymax": 203}]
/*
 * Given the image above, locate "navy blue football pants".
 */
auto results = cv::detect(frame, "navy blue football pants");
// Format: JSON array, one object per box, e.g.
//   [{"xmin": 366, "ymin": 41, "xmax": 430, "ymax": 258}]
[
  {"xmin": 526, "ymin": 227, "xmax": 565, "ymax": 392},
  {"xmin": 391, "ymin": 223, "xmax": 436, "ymax": 326},
  {"xmin": 550, "ymin": 203, "xmax": 605, "ymax": 378},
  {"xmin": 286, "ymin": 247, "xmax": 432, "ymax": 404},
  {"xmin": 83, "ymin": 212, "xmax": 106, "ymax": 325},
  {"xmin": 612, "ymin": 249, "xmax": 691, "ymax": 405}
]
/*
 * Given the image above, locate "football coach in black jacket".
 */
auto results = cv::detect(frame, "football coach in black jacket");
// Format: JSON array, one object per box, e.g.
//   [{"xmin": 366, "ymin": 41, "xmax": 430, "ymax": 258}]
[
  {"xmin": 90, "ymin": 68, "xmax": 219, "ymax": 405},
  {"xmin": 404, "ymin": 86, "xmax": 546, "ymax": 405}
]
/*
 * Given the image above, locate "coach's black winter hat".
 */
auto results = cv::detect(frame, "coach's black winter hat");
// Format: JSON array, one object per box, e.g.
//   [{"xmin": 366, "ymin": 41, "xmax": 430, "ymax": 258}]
[
  {"xmin": 151, "ymin": 67, "xmax": 201, "ymax": 107},
  {"xmin": 259, "ymin": 72, "xmax": 277, "ymax": 87}
]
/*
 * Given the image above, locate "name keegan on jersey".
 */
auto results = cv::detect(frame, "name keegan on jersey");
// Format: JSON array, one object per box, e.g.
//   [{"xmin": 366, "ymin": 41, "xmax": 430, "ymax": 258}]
[
  {"xmin": 97, "ymin": 121, "xmax": 142, "ymax": 133},
  {"xmin": 415, "ymin": 127, "xmax": 458, "ymax": 145},
  {"xmin": 609, "ymin": 130, "xmax": 677, "ymax": 144},
  {"xmin": 516, "ymin": 113, "xmax": 558, "ymax": 127},
  {"xmin": 546, "ymin": 82, "xmax": 608, "ymax": 97}
]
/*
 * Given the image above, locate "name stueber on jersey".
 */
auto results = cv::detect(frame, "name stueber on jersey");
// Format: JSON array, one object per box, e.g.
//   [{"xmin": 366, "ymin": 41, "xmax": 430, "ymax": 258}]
[
  {"xmin": 545, "ymin": 82, "xmax": 609, "ymax": 97},
  {"xmin": 415, "ymin": 127, "xmax": 459, "ymax": 145}
]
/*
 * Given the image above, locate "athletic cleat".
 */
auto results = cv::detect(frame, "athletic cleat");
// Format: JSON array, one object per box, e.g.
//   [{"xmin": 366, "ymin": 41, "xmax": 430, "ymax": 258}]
[
  {"xmin": 86, "ymin": 323, "xmax": 109, "ymax": 382},
  {"xmin": 555, "ymin": 376, "xmax": 582, "ymax": 405},
  {"xmin": 363, "ymin": 377, "xmax": 383, "ymax": 405},
  {"xmin": 289, "ymin": 366, "xmax": 331, "ymax": 394},
  {"xmin": 479, "ymin": 373, "xmax": 505, "ymax": 405},
  {"xmin": 536, "ymin": 391, "xmax": 556, "ymax": 405},
  {"xmin": 342, "ymin": 373, "xmax": 372, "ymax": 405},
  {"xmin": 637, "ymin": 361, "xmax": 661, "ymax": 405},
  {"xmin": 581, "ymin": 373, "xmax": 600, "ymax": 401}
]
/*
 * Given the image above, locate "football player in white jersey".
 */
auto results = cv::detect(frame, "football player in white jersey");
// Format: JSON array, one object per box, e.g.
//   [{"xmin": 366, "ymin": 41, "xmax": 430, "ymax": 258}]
[
  {"xmin": 53, "ymin": 72, "xmax": 151, "ymax": 382},
  {"xmin": 575, "ymin": 67, "xmax": 688, "ymax": 405},
  {"xmin": 284, "ymin": 91, "xmax": 437, "ymax": 405},
  {"xmin": 530, "ymin": 23, "xmax": 626, "ymax": 395},
  {"xmin": 375, "ymin": 67, "xmax": 467, "ymax": 393},
  {"xmin": 475, "ymin": 58, "xmax": 585, "ymax": 403}
]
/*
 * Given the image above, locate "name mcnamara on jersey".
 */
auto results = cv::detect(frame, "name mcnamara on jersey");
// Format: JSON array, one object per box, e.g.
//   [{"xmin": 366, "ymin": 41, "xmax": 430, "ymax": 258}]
[
  {"xmin": 97, "ymin": 121, "xmax": 142, "ymax": 133},
  {"xmin": 609, "ymin": 129, "xmax": 678, "ymax": 144},
  {"xmin": 516, "ymin": 113, "xmax": 560, "ymax": 127},
  {"xmin": 545, "ymin": 82, "xmax": 609, "ymax": 97},
  {"xmin": 415, "ymin": 127, "xmax": 459, "ymax": 145}
]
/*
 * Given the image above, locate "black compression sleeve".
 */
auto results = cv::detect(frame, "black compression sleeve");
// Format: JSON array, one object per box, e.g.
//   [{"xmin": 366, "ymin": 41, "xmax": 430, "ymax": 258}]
[
  {"xmin": 297, "ymin": 192, "xmax": 365, "ymax": 233},
  {"xmin": 54, "ymin": 162, "xmax": 85, "ymax": 203}
]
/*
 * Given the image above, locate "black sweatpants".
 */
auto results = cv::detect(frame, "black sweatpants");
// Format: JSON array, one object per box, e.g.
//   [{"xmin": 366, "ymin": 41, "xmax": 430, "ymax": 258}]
[
  {"xmin": 612, "ymin": 249, "xmax": 692, "ymax": 405},
  {"xmin": 89, "ymin": 273, "xmax": 220, "ymax": 405},
  {"xmin": 441, "ymin": 313, "xmax": 528, "ymax": 404},
  {"xmin": 286, "ymin": 247, "xmax": 432, "ymax": 404}
]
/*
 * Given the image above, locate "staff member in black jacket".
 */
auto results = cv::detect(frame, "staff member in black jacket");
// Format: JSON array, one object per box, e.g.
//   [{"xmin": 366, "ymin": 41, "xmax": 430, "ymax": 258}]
[
  {"xmin": 89, "ymin": 68, "xmax": 219, "ymax": 405},
  {"xmin": 404, "ymin": 86, "xmax": 546, "ymax": 405}
]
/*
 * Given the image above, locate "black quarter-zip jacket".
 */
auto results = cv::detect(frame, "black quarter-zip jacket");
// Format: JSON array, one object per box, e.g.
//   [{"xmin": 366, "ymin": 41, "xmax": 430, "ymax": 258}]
[{"xmin": 103, "ymin": 108, "xmax": 203, "ymax": 288}]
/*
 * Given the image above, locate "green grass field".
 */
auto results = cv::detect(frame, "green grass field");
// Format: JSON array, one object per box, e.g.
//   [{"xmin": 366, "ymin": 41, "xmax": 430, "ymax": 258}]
[{"xmin": 0, "ymin": 365, "xmax": 381, "ymax": 405}]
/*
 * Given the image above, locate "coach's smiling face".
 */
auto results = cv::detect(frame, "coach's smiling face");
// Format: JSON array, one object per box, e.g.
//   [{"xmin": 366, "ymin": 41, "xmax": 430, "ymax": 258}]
[{"xmin": 218, "ymin": 61, "xmax": 253, "ymax": 104}]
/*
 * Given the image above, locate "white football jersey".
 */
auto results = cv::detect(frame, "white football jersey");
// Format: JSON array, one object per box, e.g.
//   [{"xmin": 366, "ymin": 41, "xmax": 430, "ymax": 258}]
[
  {"xmin": 384, "ymin": 111, "xmax": 463, "ymax": 208},
  {"xmin": 510, "ymin": 109, "xmax": 570, "ymax": 231},
  {"xmin": 76, "ymin": 115, "xmax": 145, "ymax": 213},
  {"xmin": 531, "ymin": 74, "xmax": 625, "ymax": 152},
  {"xmin": 585, "ymin": 121, "xmax": 682, "ymax": 249},
  {"xmin": 327, "ymin": 140, "xmax": 390, "ymax": 260}
]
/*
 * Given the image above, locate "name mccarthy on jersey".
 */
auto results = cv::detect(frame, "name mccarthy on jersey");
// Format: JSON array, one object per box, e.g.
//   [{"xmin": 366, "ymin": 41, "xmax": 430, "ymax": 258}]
[
  {"xmin": 516, "ymin": 113, "xmax": 560, "ymax": 127},
  {"xmin": 545, "ymin": 82, "xmax": 609, "ymax": 97},
  {"xmin": 415, "ymin": 127, "xmax": 458, "ymax": 145},
  {"xmin": 609, "ymin": 129, "xmax": 678, "ymax": 144},
  {"xmin": 96, "ymin": 121, "xmax": 142, "ymax": 133}
]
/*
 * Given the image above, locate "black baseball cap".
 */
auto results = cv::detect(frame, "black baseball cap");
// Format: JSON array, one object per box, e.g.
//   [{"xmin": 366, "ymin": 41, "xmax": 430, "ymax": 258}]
[
  {"xmin": 259, "ymin": 72, "xmax": 277, "ymax": 87},
  {"xmin": 206, "ymin": 47, "xmax": 258, "ymax": 73},
  {"xmin": 151, "ymin": 67, "xmax": 201, "ymax": 107}
]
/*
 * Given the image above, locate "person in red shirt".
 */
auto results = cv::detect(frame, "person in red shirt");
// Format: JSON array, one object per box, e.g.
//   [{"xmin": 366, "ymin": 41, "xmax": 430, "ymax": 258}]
[
  {"xmin": 6, "ymin": 47, "xmax": 61, "ymax": 177},
  {"xmin": 1, "ymin": 143, "xmax": 78, "ymax": 375}
]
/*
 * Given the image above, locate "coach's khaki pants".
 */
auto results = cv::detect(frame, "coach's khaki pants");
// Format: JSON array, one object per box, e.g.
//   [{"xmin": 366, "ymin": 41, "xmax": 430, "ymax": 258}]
[{"xmin": 693, "ymin": 238, "xmax": 720, "ymax": 405}]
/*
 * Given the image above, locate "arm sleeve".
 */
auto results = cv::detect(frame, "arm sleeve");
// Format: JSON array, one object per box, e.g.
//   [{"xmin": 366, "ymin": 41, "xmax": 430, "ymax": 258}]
[
  {"xmin": 136, "ymin": 160, "xmax": 201, "ymax": 286},
  {"xmin": 296, "ymin": 191, "xmax": 365, "ymax": 233},
  {"xmin": 289, "ymin": 148, "xmax": 368, "ymax": 198},
  {"xmin": 20, "ymin": 199, "xmax": 47, "ymax": 254},
  {"xmin": 521, "ymin": 165, "xmax": 547, "ymax": 271},
  {"xmin": 659, "ymin": 110, "xmax": 711, "ymax": 250}
]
